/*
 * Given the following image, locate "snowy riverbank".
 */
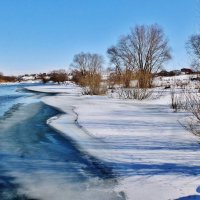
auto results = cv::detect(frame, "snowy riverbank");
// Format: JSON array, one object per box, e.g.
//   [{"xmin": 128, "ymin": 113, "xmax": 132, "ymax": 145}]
[{"xmin": 25, "ymin": 84, "xmax": 200, "ymax": 200}]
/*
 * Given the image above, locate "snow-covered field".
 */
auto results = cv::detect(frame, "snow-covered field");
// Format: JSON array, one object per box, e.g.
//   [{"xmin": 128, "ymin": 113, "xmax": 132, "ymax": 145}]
[{"xmin": 26, "ymin": 82, "xmax": 200, "ymax": 200}]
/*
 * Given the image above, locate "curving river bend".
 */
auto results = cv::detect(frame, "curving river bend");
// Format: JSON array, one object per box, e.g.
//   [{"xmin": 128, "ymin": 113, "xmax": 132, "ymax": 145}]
[{"xmin": 0, "ymin": 84, "xmax": 125, "ymax": 200}]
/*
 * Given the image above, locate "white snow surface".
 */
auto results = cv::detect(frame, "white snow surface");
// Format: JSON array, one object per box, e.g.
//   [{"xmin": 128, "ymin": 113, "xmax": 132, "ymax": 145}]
[{"xmin": 26, "ymin": 83, "xmax": 200, "ymax": 200}]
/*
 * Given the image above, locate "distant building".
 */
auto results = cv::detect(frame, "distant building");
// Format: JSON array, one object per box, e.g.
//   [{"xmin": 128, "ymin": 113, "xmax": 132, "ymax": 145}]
[{"xmin": 181, "ymin": 68, "xmax": 193, "ymax": 74}]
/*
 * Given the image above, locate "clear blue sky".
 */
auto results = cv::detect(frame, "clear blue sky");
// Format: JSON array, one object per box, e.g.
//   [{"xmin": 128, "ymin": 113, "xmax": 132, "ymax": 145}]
[{"xmin": 0, "ymin": 0, "xmax": 198, "ymax": 75}]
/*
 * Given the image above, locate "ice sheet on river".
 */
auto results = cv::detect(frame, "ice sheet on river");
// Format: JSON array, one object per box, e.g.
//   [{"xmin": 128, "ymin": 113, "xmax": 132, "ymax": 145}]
[
  {"xmin": 0, "ymin": 84, "xmax": 124, "ymax": 200},
  {"xmin": 26, "ymin": 84, "xmax": 200, "ymax": 200}
]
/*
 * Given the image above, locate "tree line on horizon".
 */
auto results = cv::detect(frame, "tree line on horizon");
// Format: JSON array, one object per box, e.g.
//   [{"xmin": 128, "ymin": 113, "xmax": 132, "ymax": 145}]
[
  {"xmin": 1, "ymin": 23, "xmax": 200, "ymax": 95},
  {"xmin": 0, "ymin": 72, "xmax": 16, "ymax": 83}
]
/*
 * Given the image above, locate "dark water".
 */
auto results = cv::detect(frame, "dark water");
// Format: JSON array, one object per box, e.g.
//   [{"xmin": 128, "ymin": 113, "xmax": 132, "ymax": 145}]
[
  {"xmin": 0, "ymin": 83, "xmax": 43, "ymax": 116},
  {"xmin": 0, "ymin": 84, "xmax": 124, "ymax": 200}
]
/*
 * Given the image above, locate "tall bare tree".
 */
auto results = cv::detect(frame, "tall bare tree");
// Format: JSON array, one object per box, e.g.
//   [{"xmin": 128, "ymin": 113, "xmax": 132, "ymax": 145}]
[
  {"xmin": 186, "ymin": 34, "xmax": 200, "ymax": 70},
  {"xmin": 71, "ymin": 52, "xmax": 104, "ymax": 94},
  {"xmin": 71, "ymin": 52, "xmax": 103, "ymax": 74},
  {"xmin": 107, "ymin": 24, "xmax": 171, "ymax": 88}
]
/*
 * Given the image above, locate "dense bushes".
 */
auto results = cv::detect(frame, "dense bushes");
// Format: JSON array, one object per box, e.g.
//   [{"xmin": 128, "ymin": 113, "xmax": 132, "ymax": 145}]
[{"xmin": 49, "ymin": 69, "xmax": 68, "ymax": 84}]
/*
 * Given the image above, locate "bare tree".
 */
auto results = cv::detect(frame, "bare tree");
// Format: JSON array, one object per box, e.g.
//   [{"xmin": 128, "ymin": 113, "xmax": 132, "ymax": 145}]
[
  {"xmin": 186, "ymin": 34, "xmax": 200, "ymax": 70},
  {"xmin": 71, "ymin": 52, "xmax": 104, "ymax": 95},
  {"xmin": 107, "ymin": 24, "xmax": 171, "ymax": 88},
  {"xmin": 71, "ymin": 52, "xmax": 103, "ymax": 74}
]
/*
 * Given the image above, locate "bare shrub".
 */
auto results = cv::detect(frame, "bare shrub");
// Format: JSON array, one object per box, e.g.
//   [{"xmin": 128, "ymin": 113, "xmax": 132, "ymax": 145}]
[
  {"xmin": 121, "ymin": 69, "xmax": 134, "ymax": 88},
  {"xmin": 106, "ymin": 67, "xmax": 134, "ymax": 89},
  {"xmin": 107, "ymin": 69, "xmax": 122, "ymax": 89},
  {"xmin": 170, "ymin": 88, "xmax": 181, "ymax": 111},
  {"xmin": 149, "ymin": 89, "xmax": 164, "ymax": 100},
  {"xmin": 170, "ymin": 88, "xmax": 187, "ymax": 112},
  {"xmin": 185, "ymin": 92, "xmax": 200, "ymax": 121},
  {"xmin": 181, "ymin": 118, "xmax": 200, "ymax": 137},
  {"xmin": 136, "ymin": 70, "xmax": 153, "ymax": 88},
  {"xmin": 178, "ymin": 90, "xmax": 200, "ymax": 137},
  {"xmin": 116, "ymin": 88, "xmax": 153, "ymax": 100},
  {"xmin": 81, "ymin": 73, "xmax": 105, "ymax": 95}
]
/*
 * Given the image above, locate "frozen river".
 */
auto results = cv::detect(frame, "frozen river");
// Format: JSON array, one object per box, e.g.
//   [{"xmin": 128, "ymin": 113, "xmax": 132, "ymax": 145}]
[
  {"xmin": 1, "ymin": 83, "xmax": 200, "ymax": 200},
  {"xmin": 0, "ymin": 84, "xmax": 124, "ymax": 200}
]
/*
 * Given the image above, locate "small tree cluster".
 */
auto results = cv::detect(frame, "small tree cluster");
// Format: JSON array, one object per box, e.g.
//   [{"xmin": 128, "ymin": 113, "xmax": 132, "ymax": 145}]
[
  {"xmin": 71, "ymin": 52, "xmax": 104, "ymax": 95},
  {"xmin": 49, "ymin": 69, "xmax": 68, "ymax": 84}
]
